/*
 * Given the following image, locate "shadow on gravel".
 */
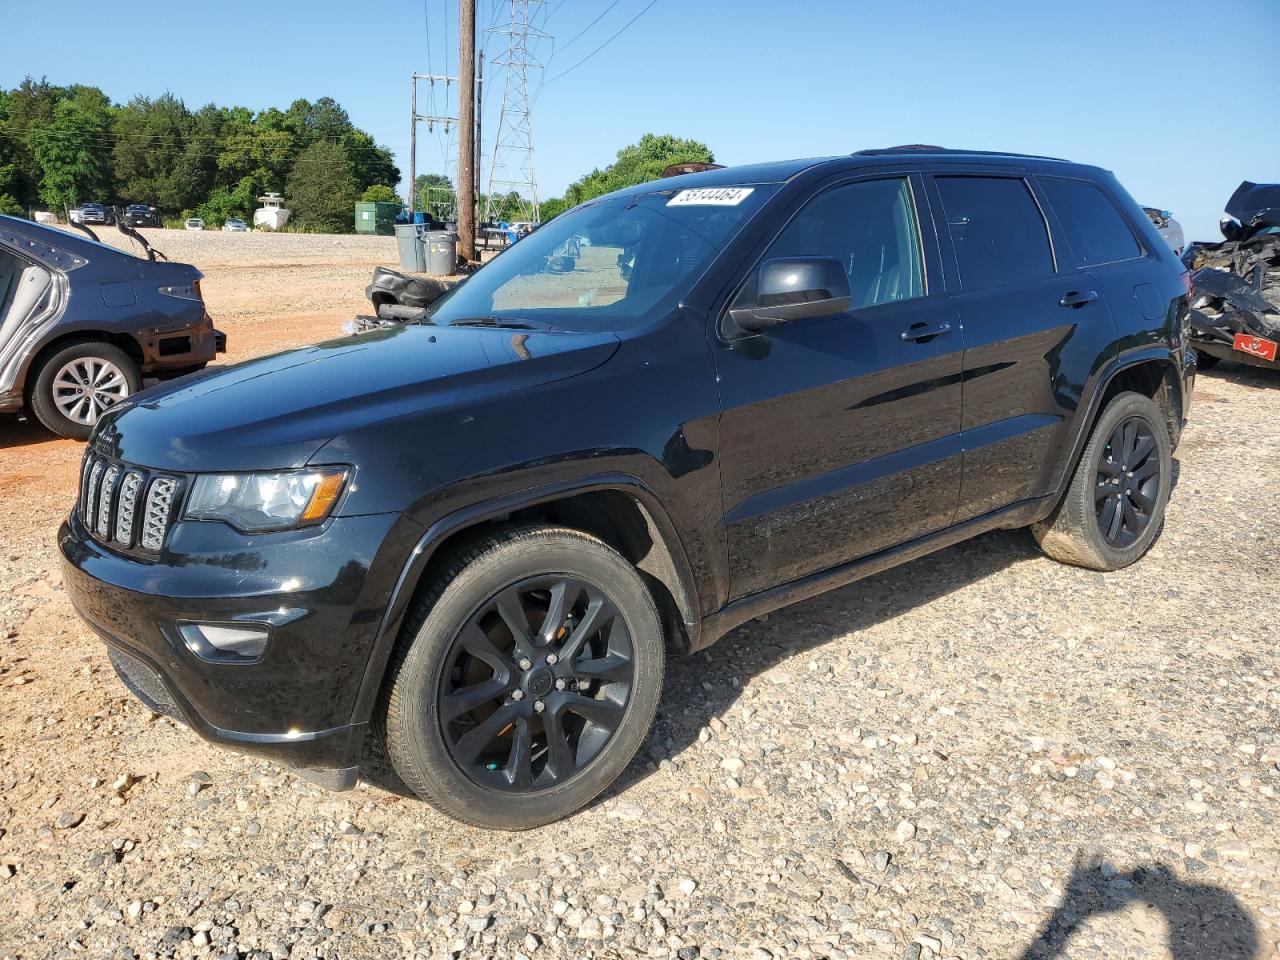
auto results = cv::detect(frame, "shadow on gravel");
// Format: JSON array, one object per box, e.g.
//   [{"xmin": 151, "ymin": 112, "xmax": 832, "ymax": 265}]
[
  {"xmin": 606, "ymin": 526, "xmax": 1043, "ymax": 800},
  {"xmin": 1019, "ymin": 854, "xmax": 1259, "ymax": 959},
  {"xmin": 1200, "ymin": 361, "xmax": 1280, "ymax": 390},
  {"xmin": 0, "ymin": 415, "xmax": 61, "ymax": 449}
]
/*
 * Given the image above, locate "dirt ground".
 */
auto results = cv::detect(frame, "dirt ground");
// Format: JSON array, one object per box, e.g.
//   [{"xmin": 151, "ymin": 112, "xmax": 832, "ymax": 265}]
[{"xmin": 0, "ymin": 232, "xmax": 1277, "ymax": 960}]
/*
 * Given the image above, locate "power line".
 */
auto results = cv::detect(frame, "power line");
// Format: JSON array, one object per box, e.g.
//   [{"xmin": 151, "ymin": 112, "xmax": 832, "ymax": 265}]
[
  {"xmin": 556, "ymin": 0, "xmax": 624, "ymax": 53},
  {"xmin": 545, "ymin": 0, "xmax": 660, "ymax": 84}
]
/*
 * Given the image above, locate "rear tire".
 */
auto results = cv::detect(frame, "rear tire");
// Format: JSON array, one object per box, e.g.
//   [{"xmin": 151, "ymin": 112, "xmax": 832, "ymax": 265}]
[
  {"xmin": 1032, "ymin": 392, "xmax": 1172, "ymax": 571},
  {"xmin": 378, "ymin": 524, "xmax": 664, "ymax": 829},
  {"xmin": 28, "ymin": 341, "xmax": 141, "ymax": 440},
  {"xmin": 1195, "ymin": 350, "xmax": 1221, "ymax": 371}
]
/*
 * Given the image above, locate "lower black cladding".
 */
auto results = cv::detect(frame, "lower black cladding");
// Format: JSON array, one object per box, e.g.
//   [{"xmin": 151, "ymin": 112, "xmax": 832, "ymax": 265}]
[{"xmin": 107, "ymin": 646, "xmax": 182, "ymax": 720}]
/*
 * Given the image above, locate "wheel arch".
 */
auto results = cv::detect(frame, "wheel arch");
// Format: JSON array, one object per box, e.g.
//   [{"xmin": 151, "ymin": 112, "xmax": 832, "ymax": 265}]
[
  {"xmin": 21, "ymin": 330, "xmax": 144, "ymax": 401},
  {"xmin": 1047, "ymin": 349, "xmax": 1183, "ymax": 516},
  {"xmin": 349, "ymin": 474, "xmax": 702, "ymax": 728}
]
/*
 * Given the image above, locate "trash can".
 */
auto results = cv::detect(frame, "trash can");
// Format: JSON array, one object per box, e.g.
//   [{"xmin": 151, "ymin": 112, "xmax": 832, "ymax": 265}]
[
  {"xmin": 395, "ymin": 223, "xmax": 427, "ymax": 271},
  {"xmin": 425, "ymin": 230, "xmax": 457, "ymax": 276}
]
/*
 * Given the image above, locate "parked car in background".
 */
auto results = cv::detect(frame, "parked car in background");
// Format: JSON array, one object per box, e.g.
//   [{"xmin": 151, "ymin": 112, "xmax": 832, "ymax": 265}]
[
  {"xmin": 0, "ymin": 214, "xmax": 225, "ymax": 438},
  {"xmin": 123, "ymin": 204, "xmax": 160, "ymax": 228},
  {"xmin": 222, "ymin": 218, "xmax": 248, "ymax": 233},
  {"xmin": 60, "ymin": 147, "xmax": 1193, "ymax": 829},
  {"xmin": 1143, "ymin": 206, "xmax": 1184, "ymax": 256},
  {"xmin": 78, "ymin": 203, "xmax": 115, "ymax": 226},
  {"xmin": 184, "ymin": 218, "xmax": 205, "ymax": 231}
]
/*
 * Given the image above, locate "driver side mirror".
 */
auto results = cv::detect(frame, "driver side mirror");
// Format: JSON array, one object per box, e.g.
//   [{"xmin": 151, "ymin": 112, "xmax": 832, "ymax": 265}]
[{"xmin": 728, "ymin": 257, "xmax": 851, "ymax": 332}]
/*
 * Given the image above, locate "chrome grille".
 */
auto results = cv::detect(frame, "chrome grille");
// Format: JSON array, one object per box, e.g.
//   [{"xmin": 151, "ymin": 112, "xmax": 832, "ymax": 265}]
[
  {"xmin": 96, "ymin": 465, "xmax": 120, "ymax": 537},
  {"xmin": 140, "ymin": 478, "xmax": 177, "ymax": 550},
  {"xmin": 114, "ymin": 472, "xmax": 144, "ymax": 544},
  {"xmin": 78, "ymin": 452, "xmax": 182, "ymax": 553}
]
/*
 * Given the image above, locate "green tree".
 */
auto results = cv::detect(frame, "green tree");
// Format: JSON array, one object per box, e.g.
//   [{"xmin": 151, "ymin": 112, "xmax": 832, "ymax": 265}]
[
  {"xmin": 0, "ymin": 91, "xmax": 23, "ymax": 214},
  {"xmin": 286, "ymin": 139, "xmax": 358, "ymax": 233},
  {"xmin": 28, "ymin": 86, "xmax": 114, "ymax": 212},
  {"xmin": 541, "ymin": 133, "xmax": 714, "ymax": 219},
  {"xmin": 359, "ymin": 184, "xmax": 399, "ymax": 204},
  {"xmin": 112, "ymin": 93, "xmax": 192, "ymax": 208},
  {"xmin": 2, "ymin": 77, "xmax": 63, "ymax": 210}
]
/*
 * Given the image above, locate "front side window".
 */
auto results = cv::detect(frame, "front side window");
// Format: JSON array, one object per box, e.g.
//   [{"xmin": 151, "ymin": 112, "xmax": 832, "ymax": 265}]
[
  {"xmin": 758, "ymin": 177, "xmax": 924, "ymax": 309},
  {"xmin": 1040, "ymin": 177, "xmax": 1142, "ymax": 266},
  {"xmin": 935, "ymin": 176, "xmax": 1054, "ymax": 291}
]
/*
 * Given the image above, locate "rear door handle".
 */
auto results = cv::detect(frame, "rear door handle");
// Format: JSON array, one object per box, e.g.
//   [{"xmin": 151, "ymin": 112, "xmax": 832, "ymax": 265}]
[
  {"xmin": 901, "ymin": 321, "xmax": 952, "ymax": 342},
  {"xmin": 1060, "ymin": 290, "xmax": 1098, "ymax": 308}
]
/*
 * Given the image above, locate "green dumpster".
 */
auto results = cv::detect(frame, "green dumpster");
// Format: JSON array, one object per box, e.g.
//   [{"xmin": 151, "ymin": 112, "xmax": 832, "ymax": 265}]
[{"xmin": 355, "ymin": 201, "xmax": 400, "ymax": 236}]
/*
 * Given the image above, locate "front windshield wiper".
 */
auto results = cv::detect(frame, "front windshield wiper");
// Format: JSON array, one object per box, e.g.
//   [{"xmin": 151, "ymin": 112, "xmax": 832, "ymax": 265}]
[{"xmin": 449, "ymin": 315, "xmax": 550, "ymax": 330}]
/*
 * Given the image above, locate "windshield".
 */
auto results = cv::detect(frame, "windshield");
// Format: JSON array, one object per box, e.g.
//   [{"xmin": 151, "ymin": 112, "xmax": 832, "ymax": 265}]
[{"xmin": 431, "ymin": 184, "xmax": 777, "ymax": 331}]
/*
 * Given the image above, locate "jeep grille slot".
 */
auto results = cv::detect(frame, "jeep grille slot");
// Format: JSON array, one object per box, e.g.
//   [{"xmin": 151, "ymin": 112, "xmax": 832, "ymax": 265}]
[
  {"xmin": 140, "ymin": 477, "xmax": 178, "ymax": 550},
  {"xmin": 77, "ymin": 452, "xmax": 182, "ymax": 554}
]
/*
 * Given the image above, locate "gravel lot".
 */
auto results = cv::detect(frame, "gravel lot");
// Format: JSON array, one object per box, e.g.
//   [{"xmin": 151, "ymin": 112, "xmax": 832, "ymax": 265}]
[{"xmin": 0, "ymin": 231, "xmax": 1278, "ymax": 960}]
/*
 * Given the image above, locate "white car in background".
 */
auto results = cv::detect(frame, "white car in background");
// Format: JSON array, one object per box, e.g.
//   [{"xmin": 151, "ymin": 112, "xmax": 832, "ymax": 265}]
[
  {"xmin": 222, "ymin": 218, "xmax": 248, "ymax": 233},
  {"xmin": 184, "ymin": 218, "xmax": 205, "ymax": 231},
  {"xmin": 1143, "ymin": 207, "xmax": 1184, "ymax": 256}
]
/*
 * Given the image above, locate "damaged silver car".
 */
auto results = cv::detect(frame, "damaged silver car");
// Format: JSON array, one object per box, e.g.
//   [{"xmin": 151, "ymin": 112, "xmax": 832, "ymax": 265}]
[{"xmin": 0, "ymin": 215, "xmax": 225, "ymax": 438}]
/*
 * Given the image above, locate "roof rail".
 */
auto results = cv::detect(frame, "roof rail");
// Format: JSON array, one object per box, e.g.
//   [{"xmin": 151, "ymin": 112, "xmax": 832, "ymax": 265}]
[{"xmin": 853, "ymin": 145, "xmax": 1069, "ymax": 162}]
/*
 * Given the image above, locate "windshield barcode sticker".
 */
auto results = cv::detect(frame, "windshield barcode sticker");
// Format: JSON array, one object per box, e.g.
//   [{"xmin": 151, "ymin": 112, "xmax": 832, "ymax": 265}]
[{"xmin": 667, "ymin": 187, "xmax": 754, "ymax": 207}]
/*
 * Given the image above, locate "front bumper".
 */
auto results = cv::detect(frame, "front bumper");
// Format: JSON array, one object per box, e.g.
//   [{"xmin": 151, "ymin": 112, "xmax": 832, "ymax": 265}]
[{"xmin": 59, "ymin": 508, "xmax": 411, "ymax": 784}]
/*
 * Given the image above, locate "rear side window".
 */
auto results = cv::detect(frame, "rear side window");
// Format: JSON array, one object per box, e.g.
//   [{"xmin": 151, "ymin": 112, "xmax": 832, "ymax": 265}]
[
  {"xmin": 1040, "ymin": 177, "xmax": 1143, "ymax": 266},
  {"xmin": 935, "ymin": 176, "xmax": 1053, "ymax": 290}
]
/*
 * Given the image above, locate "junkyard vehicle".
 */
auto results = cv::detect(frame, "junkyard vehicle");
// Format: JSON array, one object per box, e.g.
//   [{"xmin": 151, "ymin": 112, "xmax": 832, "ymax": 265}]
[
  {"xmin": 123, "ymin": 204, "xmax": 160, "ymax": 228},
  {"xmin": 61, "ymin": 148, "xmax": 1193, "ymax": 829},
  {"xmin": 78, "ymin": 203, "xmax": 114, "ymax": 226},
  {"xmin": 184, "ymin": 218, "xmax": 205, "ymax": 231},
  {"xmin": 0, "ymin": 214, "xmax": 224, "ymax": 438},
  {"xmin": 1182, "ymin": 181, "xmax": 1280, "ymax": 371},
  {"xmin": 1143, "ymin": 207, "xmax": 1184, "ymax": 256},
  {"xmin": 222, "ymin": 218, "xmax": 249, "ymax": 233}
]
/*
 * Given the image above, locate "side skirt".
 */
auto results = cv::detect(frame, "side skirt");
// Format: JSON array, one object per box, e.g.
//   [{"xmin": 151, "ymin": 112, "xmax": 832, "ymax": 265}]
[{"xmin": 696, "ymin": 495, "xmax": 1053, "ymax": 649}]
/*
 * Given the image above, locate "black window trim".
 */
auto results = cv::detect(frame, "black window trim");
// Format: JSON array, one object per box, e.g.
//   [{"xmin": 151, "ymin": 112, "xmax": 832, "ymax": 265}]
[
  {"xmin": 929, "ymin": 172, "xmax": 1060, "ymax": 292},
  {"xmin": 1035, "ymin": 174, "xmax": 1148, "ymax": 268},
  {"xmin": 716, "ymin": 170, "xmax": 933, "ymax": 342}
]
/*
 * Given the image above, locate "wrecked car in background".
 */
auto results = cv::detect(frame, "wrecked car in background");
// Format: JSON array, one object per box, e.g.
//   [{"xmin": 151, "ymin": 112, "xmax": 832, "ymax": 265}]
[
  {"xmin": 1182, "ymin": 181, "xmax": 1280, "ymax": 371},
  {"xmin": 1143, "ymin": 207, "xmax": 1184, "ymax": 256},
  {"xmin": 0, "ymin": 215, "xmax": 225, "ymax": 438}
]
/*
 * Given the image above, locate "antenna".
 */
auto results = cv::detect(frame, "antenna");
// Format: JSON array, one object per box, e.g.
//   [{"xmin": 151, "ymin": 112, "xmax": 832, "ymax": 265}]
[{"xmin": 484, "ymin": 0, "xmax": 546, "ymax": 224}]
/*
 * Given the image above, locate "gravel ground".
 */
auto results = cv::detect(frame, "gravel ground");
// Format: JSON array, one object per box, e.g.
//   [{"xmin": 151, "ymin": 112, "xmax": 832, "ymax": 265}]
[{"xmin": 0, "ymin": 232, "xmax": 1278, "ymax": 959}]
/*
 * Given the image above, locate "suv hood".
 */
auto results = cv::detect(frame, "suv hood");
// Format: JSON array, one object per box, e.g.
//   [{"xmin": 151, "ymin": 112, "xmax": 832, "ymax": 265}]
[{"xmin": 92, "ymin": 323, "xmax": 620, "ymax": 471}]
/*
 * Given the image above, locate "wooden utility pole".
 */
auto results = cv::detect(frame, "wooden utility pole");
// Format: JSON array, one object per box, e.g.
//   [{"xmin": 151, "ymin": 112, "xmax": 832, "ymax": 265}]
[
  {"xmin": 457, "ymin": 0, "xmax": 477, "ymax": 263},
  {"xmin": 475, "ymin": 51, "xmax": 484, "ymax": 230},
  {"xmin": 408, "ymin": 75, "xmax": 417, "ymax": 220}
]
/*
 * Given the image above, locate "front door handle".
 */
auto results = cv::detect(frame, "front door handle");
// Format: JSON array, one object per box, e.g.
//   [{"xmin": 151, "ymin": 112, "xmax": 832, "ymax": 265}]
[
  {"xmin": 901, "ymin": 321, "xmax": 952, "ymax": 342},
  {"xmin": 1060, "ymin": 290, "xmax": 1098, "ymax": 308}
]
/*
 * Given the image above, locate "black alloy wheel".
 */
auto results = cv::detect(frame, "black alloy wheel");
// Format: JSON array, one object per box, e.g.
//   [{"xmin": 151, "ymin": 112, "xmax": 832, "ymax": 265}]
[
  {"xmin": 439, "ymin": 575, "xmax": 635, "ymax": 791},
  {"xmin": 1094, "ymin": 416, "xmax": 1161, "ymax": 548},
  {"xmin": 378, "ymin": 525, "xmax": 664, "ymax": 829}
]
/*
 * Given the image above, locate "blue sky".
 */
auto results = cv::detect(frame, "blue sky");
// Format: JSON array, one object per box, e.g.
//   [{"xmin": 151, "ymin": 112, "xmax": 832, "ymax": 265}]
[{"xmin": 3, "ymin": 0, "xmax": 1277, "ymax": 241}]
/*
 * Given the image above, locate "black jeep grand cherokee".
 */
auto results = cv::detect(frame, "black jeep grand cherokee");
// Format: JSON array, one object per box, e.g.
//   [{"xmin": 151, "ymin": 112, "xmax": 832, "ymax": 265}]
[{"xmin": 61, "ymin": 148, "xmax": 1194, "ymax": 829}]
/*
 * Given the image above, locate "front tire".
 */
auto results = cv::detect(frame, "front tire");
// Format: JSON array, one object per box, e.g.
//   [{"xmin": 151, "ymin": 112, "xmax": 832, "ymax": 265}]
[
  {"xmin": 378, "ymin": 525, "xmax": 665, "ymax": 829},
  {"xmin": 28, "ymin": 341, "xmax": 141, "ymax": 440},
  {"xmin": 1032, "ymin": 391, "xmax": 1172, "ymax": 571}
]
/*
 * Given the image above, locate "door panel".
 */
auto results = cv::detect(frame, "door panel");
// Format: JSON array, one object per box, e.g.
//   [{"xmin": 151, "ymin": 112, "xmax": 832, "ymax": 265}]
[
  {"xmin": 927, "ymin": 173, "xmax": 1117, "ymax": 522},
  {"xmin": 714, "ymin": 174, "xmax": 964, "ymax": 600}
]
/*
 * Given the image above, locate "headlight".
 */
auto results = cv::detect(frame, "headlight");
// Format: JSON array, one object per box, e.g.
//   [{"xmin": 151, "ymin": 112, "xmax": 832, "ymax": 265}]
[
  {"xmin": 185, "ymin": 468, "xmax": 348, "ymax": 532},
  {"xmin": 158, "ymin": 281, "xmax": 202, "ymax": 301}
]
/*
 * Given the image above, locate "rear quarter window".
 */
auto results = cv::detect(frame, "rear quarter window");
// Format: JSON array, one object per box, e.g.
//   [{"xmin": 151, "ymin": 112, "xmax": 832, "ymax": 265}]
[{"xmin": 1039, "ymin": 177, "xmax": 1143, "ymax": 266}]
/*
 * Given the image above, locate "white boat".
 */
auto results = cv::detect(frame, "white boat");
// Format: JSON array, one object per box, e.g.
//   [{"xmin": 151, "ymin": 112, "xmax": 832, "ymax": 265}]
[{"xmin": 253, "ymin": 193, "xmax": 291, "ymax": 231}]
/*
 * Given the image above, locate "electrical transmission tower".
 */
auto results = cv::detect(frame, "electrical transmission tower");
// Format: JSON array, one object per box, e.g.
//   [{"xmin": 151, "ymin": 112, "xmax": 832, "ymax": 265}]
[{"xmin": 484, "ymin": 0, "xmax": 546, "ymax": 224}]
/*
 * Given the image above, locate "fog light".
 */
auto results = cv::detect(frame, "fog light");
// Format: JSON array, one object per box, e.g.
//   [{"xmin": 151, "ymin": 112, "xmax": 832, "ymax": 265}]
[{"xmin": 178, "ymin": 622, "xmax": 269, "ymax": 662}]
